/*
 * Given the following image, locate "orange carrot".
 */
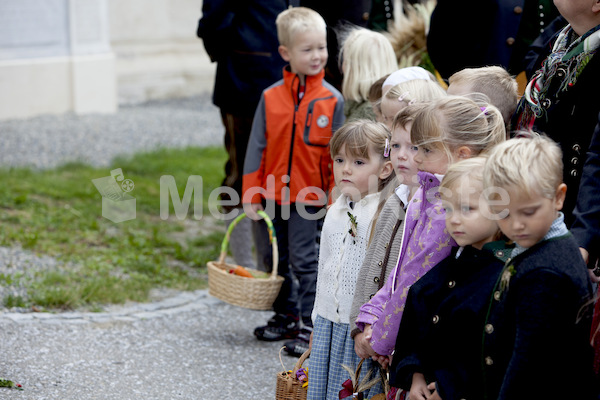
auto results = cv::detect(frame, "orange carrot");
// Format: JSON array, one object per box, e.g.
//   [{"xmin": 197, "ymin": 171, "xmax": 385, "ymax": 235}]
[{"xmin": 233, "ymin": 266, "xmax": 254, "ymax": 278}]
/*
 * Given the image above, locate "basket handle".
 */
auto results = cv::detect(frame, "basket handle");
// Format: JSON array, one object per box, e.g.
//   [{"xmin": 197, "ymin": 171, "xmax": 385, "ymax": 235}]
[
  {"xmin": 292, "ymin": 348, "xmax": 311, "ymax": 375},
  {"xmin": 218, "ymin": 211, "xmax": 279, "ymax": 280}
]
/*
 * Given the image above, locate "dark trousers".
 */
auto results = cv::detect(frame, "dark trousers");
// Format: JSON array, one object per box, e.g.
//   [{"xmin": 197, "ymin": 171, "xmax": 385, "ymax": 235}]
[
  {"xmin": 220, "ymin": 111, "xmax": 253, "ymax": 206},
  {"xmin": 260, "ymin": 203, "xmax": 322, "ymax": 321}
]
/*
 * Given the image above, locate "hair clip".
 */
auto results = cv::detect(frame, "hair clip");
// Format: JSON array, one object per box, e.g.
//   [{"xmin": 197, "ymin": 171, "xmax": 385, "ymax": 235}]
[
  {"xmin": 398, "ymin": 91, "xmax": 410, "ymax": 102},
  {"xmin": 480, "ymin": 106, "xmax": 488, "ymax": 115},
  {"xmin": 384, "ymin": 138, "xmax": 390, "ymax": 157}
]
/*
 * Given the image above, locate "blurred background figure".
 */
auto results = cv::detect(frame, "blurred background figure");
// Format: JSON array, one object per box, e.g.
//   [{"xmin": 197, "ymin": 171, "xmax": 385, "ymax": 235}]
[
  {"xmin": 197, "ymin": 0, "xmax": 289, "ymax": 270},
  {"xmin": 427, "ymin": 0, "xmax": 562, "ymax": 89}
]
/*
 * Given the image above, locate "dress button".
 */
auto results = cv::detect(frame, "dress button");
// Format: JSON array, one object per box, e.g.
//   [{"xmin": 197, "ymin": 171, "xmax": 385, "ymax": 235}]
[
  {"xmin": 494, "ymin": 291, "xmax": 501, "ymax": 301},
  {"xmin": 432, "ymin": 315, "xmax": 440, "ymax": 324},
  {"xmin": 448, "ymin": 280, "xmax": 456, "ymax": 288},
  {"xmin": 513, "ymin": 6, "xmax": 523, "ymax": 14},
  {"xmin": 571, "ymin": 169, "xmax": 579, "ymax": 177},
  {"xmin": 378, "ymin": 261, "xmax": 383, "ymax": 266},
  {"xmin": 495, "ymin": 250, "xmax": 504, "ymax": 258},
  {"xmin": 362, "ymin": 12, "xmax": 369, "ymax": 21},
  {"xmin": 374, "ymin": 276, "xmax": 380, "ymax": 283},
  {"xmin": 541, "ymin": 98, "xmax": 552, "ymax": 108},
  {"xmin": 384, "ymin": 242, "xmax": 389, "ymax": 249},
  {"xmin": 573, "ymin": 143, "xmax": 581, "ymax": 153},
  {"xmin": 485, "ymin": 356, "xmax": 494, "ymax": 366},
  {"xmin": 506, "ymin": 37, "xmax": 515, "ymax": 46},
  {"xmin": 571, "ymin": 157, "xmax": 579, "ymax": 165},
  {"xmin": 485, "ymin": 324, "xmax": 494, "ymax": 334}
]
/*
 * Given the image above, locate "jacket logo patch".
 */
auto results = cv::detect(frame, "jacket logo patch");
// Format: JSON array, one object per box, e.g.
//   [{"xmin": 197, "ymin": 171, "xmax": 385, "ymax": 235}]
[{"xmin": 317, "ymin": 115, "xmax": 329, "ymax": 128}]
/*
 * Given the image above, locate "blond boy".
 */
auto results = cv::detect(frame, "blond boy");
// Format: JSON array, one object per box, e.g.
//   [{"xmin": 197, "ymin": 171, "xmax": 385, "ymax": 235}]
[
  {"xmin": 242, "ymin": 7, "xmax": 344, "ymax": 356},
  {"xmin": 480, "ymin": 135, "xmax": 594, "ymax": 399},
  {"xmin": 447, "ymin": 66, "xmax": 518, "ymax": 126}
]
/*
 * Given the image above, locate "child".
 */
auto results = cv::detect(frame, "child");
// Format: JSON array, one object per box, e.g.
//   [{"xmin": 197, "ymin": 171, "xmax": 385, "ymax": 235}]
[
  {"xmin": 242, "ymin": 7, "xmax": 345, "ymax": 349},
  {"xmin": 481, "ymin": 135, "xmax": 595, "ymax": 400},
  {"xmin": 308, "ymin": 120, "xmax": 394, "ymax": 400},
  {"xmin": 339, "ymin": 27, "xmax": 398, "ymax": 122},
  {"xmin": 390, "ymin": 157, "xmax": 510, "ymax": 400},
  {"xmin": 446, "ymin": 65, "xmax": 518, "ymax": 127},
  {"xmin": 380, "ymin": 79, "xmax": 446, "ymax": 130},
  {"xmin": 354, "ymin": 96, "xmax": 506, "ymax": 369}
]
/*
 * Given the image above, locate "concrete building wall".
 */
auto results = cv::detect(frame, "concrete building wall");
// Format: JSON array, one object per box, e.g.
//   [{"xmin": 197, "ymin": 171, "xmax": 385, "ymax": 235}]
[
  {"xmin": 0, "ymin": 0, "xmax": 215, "ymax": 120},
  {"xmin": 108, "ymin": 0, "xmax": 215, "ymax": 105}
]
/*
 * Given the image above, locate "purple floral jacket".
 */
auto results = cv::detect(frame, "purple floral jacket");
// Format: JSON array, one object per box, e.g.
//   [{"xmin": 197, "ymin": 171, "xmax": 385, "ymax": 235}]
[{"xmin": 356, "ymin": 171, "xmax": 456, "ymax": 355}]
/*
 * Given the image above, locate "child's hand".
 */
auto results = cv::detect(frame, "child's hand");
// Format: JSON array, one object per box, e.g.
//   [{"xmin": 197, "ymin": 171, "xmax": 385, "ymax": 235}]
[
  {"xmin": 372, "ymin": 353, "xmax": 391, "ymax": 369},
  {"xmin": 354, "ymin": 324, "xmax": 376, "ymax": 359},
  {"xmin": 426, "ymin": 382, "xmax": 443, "ymax": 400},
  {"xmin": 243, "ymin": 203, "xmax": 264, "ymax": 220},
  {"xmin": 409, "ymin": 373, "xmax": 431, "ymax": 400}
]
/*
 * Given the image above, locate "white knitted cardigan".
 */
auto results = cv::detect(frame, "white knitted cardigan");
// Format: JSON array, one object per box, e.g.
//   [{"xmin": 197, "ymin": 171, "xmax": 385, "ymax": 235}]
[{"xmin": 312, "ymin": 192, "xmax": 381, "ymax": 324}]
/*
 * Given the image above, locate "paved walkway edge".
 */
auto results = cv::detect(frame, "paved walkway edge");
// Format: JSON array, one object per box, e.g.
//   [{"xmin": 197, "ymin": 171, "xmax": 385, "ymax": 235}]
[{"xmin": 0, "ymin": 289, "xmax": 221, "ymax": 324}]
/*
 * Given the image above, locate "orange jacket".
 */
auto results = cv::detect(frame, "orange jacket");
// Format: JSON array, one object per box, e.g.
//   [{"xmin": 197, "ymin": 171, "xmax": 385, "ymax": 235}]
[{"xmin": 243, "ymin": 67, "xmax": 345, "ymax": 205}]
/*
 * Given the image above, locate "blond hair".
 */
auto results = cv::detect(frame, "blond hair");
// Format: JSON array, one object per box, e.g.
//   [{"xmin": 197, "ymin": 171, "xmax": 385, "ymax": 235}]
[
  {"xmin": 384, "ymin": 79, "xmax": 446, "ymax": 110},
  {"xmin": 449, "ymin": 66, "xmax": 518, "ymax": 124},
  {"xmin": 441, "ymin": 156, "xmax": 503, "ymax": 241},
  {"xmin": 441, "ymin": 156, "xmax": 487, "ymax": 194},
  {"xmin": 410, "ymin": 95, "xmax": 506, "ymax": 159},
  {"xmin": 276, "ymin": 7, "xmax": 326, "ymax": 47},
  {"xmin": 483, "ymin": 133, "xmax": 563, "ymax": 200},
  {"xmin": 329, "ymin": 119, "xmax": 395, "ymax": 191},
  {"xmin": 340, "ymin": 28, "xmax": 398, "ymax": 103}
]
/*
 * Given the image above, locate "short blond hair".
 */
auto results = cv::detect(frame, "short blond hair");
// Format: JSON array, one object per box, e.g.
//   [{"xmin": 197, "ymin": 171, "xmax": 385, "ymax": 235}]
[
  {"xmin": 340, "ymin": 28, "xmax": 398, "ymax": 102},
  {"xmin": 483, "ymin": 134, "xmax": 563, "ymax": 200},
  {"xmin": 410, "ymin": 95, "xmax": 506, "ymax": 159},
  {"xmin": 276, "ymin": 7, "xmax": 326, "ymax": 47},
  {"xmin": 449, "ymin": 66, "xmax": 518, "ymax": 124}
]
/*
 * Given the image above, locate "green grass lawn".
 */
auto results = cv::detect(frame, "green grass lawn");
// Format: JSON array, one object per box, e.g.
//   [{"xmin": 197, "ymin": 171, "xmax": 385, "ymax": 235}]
[{"xmin": 0, "ymin": 146, "xmax": 228, "ymax": 311}]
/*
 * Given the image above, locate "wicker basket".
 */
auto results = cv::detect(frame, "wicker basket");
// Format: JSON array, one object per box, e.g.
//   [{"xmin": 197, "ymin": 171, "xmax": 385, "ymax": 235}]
[
  {"xmin": 276, "ymin": 348, "xmax": 310, "ymax": 400},
  {"xmin": 207, "ymin": 211, "xmax": 283, "ymax": 310}
]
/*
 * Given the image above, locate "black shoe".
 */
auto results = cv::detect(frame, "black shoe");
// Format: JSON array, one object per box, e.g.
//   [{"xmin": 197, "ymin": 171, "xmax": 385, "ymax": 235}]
[
  {"xmin": 254, "ymin": 314, "xmax": 299, "ymax": 341},
  {"xmin": 283, "ymin": 326, "xmax": 311, "ymax": 357}
]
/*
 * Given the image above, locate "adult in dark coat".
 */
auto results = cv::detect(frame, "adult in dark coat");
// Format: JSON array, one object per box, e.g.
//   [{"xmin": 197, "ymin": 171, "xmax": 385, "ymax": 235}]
[
  {"xmin": 197, "ymin": 0, "xmax": 288, "ymax": 269},
  {"xmin": 573, "ymin": 113, "xmax": 600, "ymax": 378},
  {"xmin": 512, "ymin": 0, "xmax": 600, "ymax": 228},
  {"xmin": 427, "ymin": 0, "xmax": 560, "ymax": 79},
  {"xmin": 572, "ymin": 112, "xmax": 600, "ymax": 268}
]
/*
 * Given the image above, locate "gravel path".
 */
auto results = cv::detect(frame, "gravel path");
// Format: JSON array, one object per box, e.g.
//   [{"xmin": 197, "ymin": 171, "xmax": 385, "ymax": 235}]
[
  {"xmin": 0, "ymin": 95, "xmax": 223, "ymax": 169},
  {"xmin": 0, "ymin": 97, "xmax": 303, "ymax": 399},
  {"xmin": 0, "ymin": 290, "xmax": 297, "ymax": 399}
]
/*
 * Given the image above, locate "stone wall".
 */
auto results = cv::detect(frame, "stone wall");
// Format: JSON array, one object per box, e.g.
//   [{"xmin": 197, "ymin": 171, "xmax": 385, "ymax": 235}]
[
  {"xmin": 108, "ymin": 0, "xmax": 215, "ymax": 105},
  {"xmin": 0, "ymin": 0, "xmax": 215, "ymax": 120}
]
